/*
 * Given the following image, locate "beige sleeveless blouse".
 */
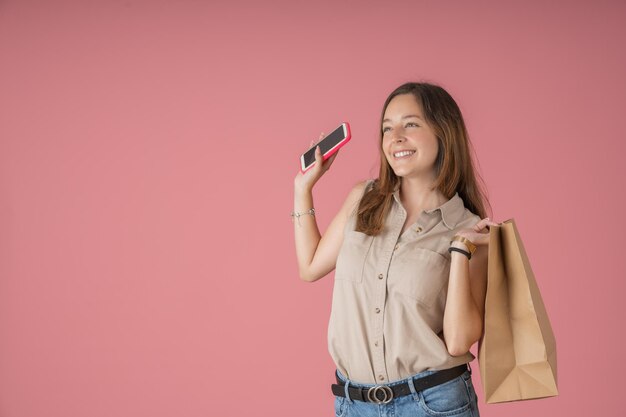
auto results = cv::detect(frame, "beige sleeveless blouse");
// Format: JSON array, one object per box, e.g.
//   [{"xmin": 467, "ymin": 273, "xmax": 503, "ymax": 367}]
[{"xmin": 327, "ymin": 179, "xmax": 481, "ymax": 384}]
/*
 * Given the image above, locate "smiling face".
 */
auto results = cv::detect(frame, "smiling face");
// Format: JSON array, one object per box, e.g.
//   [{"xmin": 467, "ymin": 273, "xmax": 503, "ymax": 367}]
[{"xmin": 381, "ymin": 93, "xmax": 440, "ymax": 180}]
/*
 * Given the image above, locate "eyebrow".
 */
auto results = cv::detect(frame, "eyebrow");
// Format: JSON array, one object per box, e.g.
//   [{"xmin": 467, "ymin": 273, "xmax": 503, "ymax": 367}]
[{"xmin": 382, "ymin": 115, "xmax": 424, "ymax": 123}]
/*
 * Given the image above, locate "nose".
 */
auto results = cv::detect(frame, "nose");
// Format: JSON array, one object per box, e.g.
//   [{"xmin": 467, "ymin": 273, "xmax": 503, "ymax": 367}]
[{"xmin": 392, "ymin": 129, "xmax": 405, "ymax": 143}]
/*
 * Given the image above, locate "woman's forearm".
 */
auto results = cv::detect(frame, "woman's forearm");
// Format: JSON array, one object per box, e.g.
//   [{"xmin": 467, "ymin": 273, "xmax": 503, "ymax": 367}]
[
  {"xmin": 293, "ymin": 186, "xmax": 322, "ymax": 281},
  {"xmin": 443, "ymin": 248, "xmax": 483, "ymax": 356}
]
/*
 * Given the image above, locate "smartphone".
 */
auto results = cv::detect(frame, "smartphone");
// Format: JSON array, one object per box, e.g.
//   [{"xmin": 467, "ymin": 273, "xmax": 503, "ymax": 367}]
[{"xmin": 300, "ymin": 122, "xmax": 351, "ymax": 173}]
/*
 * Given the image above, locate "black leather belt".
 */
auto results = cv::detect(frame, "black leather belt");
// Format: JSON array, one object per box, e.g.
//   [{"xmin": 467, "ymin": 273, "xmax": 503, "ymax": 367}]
[{"xmin": 331, "ymin": 364, "xmax": 468, "ymax": 404}]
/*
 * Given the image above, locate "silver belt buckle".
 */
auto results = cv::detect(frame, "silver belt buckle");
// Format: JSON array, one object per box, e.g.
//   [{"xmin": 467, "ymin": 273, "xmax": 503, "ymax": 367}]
[{"xmin": 367, "ymin": 384, "xmax": 393, "ymax": 404}]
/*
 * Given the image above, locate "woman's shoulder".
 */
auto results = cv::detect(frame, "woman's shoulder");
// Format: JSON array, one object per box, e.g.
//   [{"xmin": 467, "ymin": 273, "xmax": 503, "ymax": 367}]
[
  {"xmin": 450, "ymin": 194, "xmax": 481, "ymax": 228},
  {"xmin": 342, "ymin": 179, "xmax": 375, "ymax": 217},
  {"xmin": 349, "ymin": 178, "xmax": 375, "ymax": 197},
  {"xmin": 455, "ymin": 207, "xmax": 481, "ymax": 229}
]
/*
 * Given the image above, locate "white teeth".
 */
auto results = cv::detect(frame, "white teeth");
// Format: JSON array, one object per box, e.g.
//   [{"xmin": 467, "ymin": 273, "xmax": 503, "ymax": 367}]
[{"xmin": 394, "ymin": 150, "xmax": 415, "ymax": 158}]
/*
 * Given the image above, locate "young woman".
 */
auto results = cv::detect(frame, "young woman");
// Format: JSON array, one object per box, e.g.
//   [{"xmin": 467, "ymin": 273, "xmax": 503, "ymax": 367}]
[{"xmin": 293, "ymin": 82, "xmax": 496, "ymax": 417}]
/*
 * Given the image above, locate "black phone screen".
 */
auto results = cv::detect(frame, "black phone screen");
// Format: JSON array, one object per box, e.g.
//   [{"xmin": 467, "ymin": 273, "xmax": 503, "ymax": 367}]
[{"xmin": 302, "ymin": 124, "xmax": 346, "ymax": 169}]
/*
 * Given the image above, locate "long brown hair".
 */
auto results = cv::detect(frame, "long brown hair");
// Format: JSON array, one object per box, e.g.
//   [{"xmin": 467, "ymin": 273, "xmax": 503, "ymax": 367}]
[{"xmin": 355, "ymin": 82, "xmax": 490, "ymax": 235}]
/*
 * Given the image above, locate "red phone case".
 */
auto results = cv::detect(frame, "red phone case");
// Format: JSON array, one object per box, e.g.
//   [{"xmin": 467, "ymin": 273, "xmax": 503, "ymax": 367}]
[{"xmin": 300, "ymin": 122, "xmax": 351, "ymax": 174}]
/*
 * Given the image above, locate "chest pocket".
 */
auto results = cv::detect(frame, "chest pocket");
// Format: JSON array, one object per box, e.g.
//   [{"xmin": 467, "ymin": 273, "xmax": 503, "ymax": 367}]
[
  {"xmin": 334, "ymin": 230, "xmax": 373, "ymax": 283},
  {"xmin": 388, "ymin": 246, "xmax": 450, "ymax": 307}
]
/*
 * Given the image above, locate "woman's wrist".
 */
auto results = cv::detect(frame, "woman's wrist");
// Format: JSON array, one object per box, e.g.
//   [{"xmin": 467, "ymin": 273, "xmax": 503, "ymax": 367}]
[
  {"xmin": 450, "ymin": 235, "xmax": 477, "ymax": 254},
  {"xmin": 450, "ymin": 240, "xmax": 470, "ymax": 252},
  {"xmin": 448, "ymin": 242, "xmax": 472, "ymax": 260},
  {"xmin": 294, "ymin": 183, "xmax": 313, "ymax": 197}
]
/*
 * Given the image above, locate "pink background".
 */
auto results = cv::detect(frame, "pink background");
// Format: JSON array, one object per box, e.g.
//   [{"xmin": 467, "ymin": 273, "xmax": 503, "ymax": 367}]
[{"xmin": 1, "ymin": 0, "xmax": 625, "ymax": 416}]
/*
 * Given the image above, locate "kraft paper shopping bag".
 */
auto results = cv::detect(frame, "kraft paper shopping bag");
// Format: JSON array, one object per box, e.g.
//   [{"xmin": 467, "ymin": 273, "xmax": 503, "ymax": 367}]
[{"xmin": 478, "ymin": 219, "xmax": 558, "ymax": 403}]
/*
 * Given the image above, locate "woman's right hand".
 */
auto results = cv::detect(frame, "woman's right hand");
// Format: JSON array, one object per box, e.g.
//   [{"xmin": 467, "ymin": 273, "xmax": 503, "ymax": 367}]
[{"xmin": 294, "ymin": 132, "xmax": 339, "ymax": 193}]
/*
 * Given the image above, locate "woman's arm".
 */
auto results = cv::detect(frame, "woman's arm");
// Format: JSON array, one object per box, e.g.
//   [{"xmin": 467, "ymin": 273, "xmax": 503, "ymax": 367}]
[
  {"xmin": 293, "ymin": 180, "xmax": 366, "ymax": 282},
  {"xmin": 443, "ymin": 218, "xmax": 497, "ymax": 356},
  {"xmin": 292, "ymin": 134, "xmax": 367, "ymax": 282}
]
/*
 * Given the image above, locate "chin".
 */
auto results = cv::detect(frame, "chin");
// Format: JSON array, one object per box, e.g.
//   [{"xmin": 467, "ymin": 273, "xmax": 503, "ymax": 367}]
[
  {"xmin": 393, "ymin": 168, "xmax": 427, "ymax": 180},
  {"xmin": 391, "ymin": 165, "xmax": 412, "ymax": 176}
]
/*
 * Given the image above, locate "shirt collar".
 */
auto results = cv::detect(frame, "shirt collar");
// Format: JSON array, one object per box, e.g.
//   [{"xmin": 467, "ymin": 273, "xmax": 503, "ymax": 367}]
[{"xmin": 392, "ymin": 188, "xmax": 466, "ymax": 230}]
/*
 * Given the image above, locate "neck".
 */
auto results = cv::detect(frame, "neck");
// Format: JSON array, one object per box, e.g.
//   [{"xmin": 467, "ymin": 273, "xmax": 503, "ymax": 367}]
[{"xmin": 398, "ymin": 176, "xmax": 447, "ymax": 213}]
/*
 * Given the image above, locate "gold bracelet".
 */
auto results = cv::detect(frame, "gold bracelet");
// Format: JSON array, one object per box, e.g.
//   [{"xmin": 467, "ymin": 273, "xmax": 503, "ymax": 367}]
[{"xmin": 450, "ymin": 235, "xmax": 477, "ymax": 255}]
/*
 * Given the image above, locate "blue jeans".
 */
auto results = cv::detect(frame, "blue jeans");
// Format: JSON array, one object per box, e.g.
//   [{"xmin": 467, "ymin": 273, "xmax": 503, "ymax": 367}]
[{"xmin": 333, "ymin": 365, "xmax": 480, "ymax": 417}]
